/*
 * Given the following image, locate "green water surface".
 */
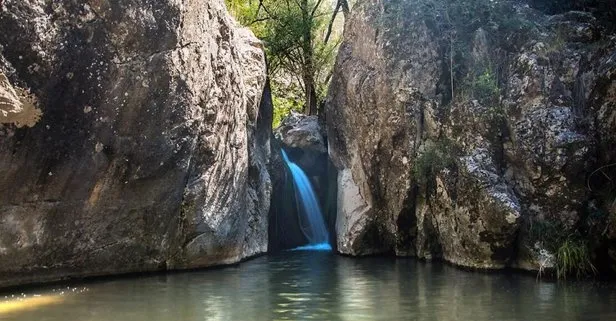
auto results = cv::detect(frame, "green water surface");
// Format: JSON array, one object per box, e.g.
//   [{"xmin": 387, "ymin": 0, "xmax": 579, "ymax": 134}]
[{"xmin": 1, "ymin": 251, "xmax": 615, "ymax": 320}]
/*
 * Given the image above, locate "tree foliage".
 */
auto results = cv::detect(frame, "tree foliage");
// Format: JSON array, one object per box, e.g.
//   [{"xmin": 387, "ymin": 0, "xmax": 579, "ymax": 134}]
[
  {"xmin": 226, "ymin": 0, "xmax": 347, "ymax": 126},
  {"xmin": 383, "ymin": 0, "xmax": 536, "ymax": 106}
]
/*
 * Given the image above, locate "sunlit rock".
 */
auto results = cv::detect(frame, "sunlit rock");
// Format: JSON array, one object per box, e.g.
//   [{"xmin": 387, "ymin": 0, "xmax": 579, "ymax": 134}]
[
  {"xmin": 326, "ymin": 0, "xmax": 616, "ymax": 270},
  {"xmin": 0, "ymin": 72, "xmax": 41, "ymax": 127},
  {"xmin": 275, "ymin": 111, "xmax": 326, "ymax": 154}
]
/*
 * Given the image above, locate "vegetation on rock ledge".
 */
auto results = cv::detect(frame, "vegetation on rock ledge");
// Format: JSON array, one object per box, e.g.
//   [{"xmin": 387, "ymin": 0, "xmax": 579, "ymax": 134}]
[
  {"xmin": 412, "ymin": 140, "xmax": 457, "ymax": 189},
  {"xmin": 527, "ymin": 219, "xmax": 598, "ymax": 279}
]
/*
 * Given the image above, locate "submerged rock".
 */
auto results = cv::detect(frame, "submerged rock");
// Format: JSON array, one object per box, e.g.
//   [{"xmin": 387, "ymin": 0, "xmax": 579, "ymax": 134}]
[
  {"xmin": 327, "ymin": 0, "xmax": 616, "ymax": 271},
  {"xmin": 0, "ymin": 0, "xmax": 271, "ymax": 288}
]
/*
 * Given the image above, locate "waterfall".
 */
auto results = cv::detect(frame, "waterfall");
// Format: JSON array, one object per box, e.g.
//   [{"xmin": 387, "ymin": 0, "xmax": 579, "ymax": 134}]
[{"xmin": 281, "ymin": 149, "xmax": 331, "ymax": 251}]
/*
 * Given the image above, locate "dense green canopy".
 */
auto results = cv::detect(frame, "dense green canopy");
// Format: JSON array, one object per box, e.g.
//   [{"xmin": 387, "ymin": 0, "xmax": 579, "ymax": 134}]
[{"xmin": 226, "ymin": 0, "xmax": 347, "ymax": 127}]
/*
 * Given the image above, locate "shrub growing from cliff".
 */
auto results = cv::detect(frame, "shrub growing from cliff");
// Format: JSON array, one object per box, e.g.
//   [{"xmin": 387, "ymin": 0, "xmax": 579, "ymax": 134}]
[
  {"xmin": 412, "ymin": 140, "xmax": 457, "ymax": 188},
  {"xmin": 470, "ymin": 69, "xmax": 500, "ymax": 105}
]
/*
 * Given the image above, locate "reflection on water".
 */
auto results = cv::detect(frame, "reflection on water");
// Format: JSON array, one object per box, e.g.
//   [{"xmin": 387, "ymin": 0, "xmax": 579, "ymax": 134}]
[
  {"xmin": 291, "ymin": 243, "xmax": 333, "ymax": 251},
  {"xmin": 1, "ymin": 252, "xmax": 615, "ymax": 321},
  {"xmin": 0, "ymin": 295, "xmax": 64, "ymax": 314}
]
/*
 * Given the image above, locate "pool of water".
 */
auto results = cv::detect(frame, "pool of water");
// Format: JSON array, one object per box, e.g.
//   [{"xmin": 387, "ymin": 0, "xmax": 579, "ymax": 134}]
[{"xmin": 1, "ymin": 251, "xmax": 615, "ymax": 320}]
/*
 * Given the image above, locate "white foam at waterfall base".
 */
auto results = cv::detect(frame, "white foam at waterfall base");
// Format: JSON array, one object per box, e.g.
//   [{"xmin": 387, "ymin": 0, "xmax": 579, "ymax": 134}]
[{"xmin": 291, "ymin": 243, "xmax": 333, "ymax": 251}]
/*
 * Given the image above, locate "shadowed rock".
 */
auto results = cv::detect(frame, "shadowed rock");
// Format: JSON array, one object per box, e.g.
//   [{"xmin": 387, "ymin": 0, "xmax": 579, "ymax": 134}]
[{"xmin": 0, "ymin": 0, "xmax": 272, "ymax": 288}]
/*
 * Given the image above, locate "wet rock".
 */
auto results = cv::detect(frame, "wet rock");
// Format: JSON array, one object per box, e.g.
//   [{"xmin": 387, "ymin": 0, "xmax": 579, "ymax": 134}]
[{"xmin": 0, "ymin": 0, "xmax": 271, "ymax": 288}]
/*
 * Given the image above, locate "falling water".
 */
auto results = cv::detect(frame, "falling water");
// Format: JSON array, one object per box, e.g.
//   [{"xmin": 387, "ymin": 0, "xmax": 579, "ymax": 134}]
[{"xmin": 280, "ymin": 149, "xmax": 331, "ymax": 251}]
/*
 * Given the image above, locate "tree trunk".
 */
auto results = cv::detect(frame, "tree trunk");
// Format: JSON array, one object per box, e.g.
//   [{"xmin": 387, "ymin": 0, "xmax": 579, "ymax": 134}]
[
  {"xmin": 303, "ymin": 73, "xmax": 317, "ymax": 116},
  {"xmin": 301, "ymin": 0, "xmax": 317, "ymax": 116},
  {"xmin": 324, "ymin": 1, "xmax": 341, "ymax": 45}
]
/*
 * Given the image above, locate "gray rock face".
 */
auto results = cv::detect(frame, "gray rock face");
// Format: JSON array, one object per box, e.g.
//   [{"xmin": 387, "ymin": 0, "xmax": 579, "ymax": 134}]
[
  {"xmin": 0, "ymin": 0, "xmax": 271, "ymax": 288},
  {"xmin": 327, "ymin": 1, "xmax": 616, "ymax": 270},
  {"xmin": 275, "ymin": 111, "xmax": 326, "ymax": 154}
]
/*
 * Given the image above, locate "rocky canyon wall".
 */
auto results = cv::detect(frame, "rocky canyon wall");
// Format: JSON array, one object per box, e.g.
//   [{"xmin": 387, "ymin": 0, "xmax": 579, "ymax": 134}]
[
  {"xmin": 327, "ymin": 0, "xmax": 616, "ymax": 272},
  {"xmin": 0, "ymin": 0, "xmax": 272, "ymax": 288}
]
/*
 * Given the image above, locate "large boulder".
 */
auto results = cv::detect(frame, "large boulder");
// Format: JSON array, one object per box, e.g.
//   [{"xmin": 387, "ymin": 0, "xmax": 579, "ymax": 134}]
[
  {"xmin": 274, "ymin": 112, "xmax": 327, "ymax": 178},
  {"xmin": 0, "ymin": 0, "xmax": 271, "ymax": 288},
  {"xmin": 275, "ymin": 111, "xmax": 326, "ymax": 154},
  {"xmin": 327, "ymin": 0, "xmax": 616, "ymax": 270}
]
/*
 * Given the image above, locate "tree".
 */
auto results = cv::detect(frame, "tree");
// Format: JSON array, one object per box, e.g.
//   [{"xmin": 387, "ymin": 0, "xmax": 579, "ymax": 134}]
[{"xmin": 226, "ymin": 0, "xmax": 345, "ymax": 122}]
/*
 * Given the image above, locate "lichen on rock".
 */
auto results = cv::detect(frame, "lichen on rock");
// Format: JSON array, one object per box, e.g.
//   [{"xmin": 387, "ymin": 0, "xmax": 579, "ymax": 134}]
[{"xmin": 326, "ymin": 0, "xmax": 616, "ymax": 272}]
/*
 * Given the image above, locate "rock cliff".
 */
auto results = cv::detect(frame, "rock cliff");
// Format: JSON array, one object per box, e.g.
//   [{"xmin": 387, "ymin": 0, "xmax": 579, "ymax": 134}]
[
  {"xmin": 0, "ymin": 0, "xmax": 271, "ymax": 288},
  {"xmin": 327, "ymin": 0, "xmax": 616, "ymax": 272}
]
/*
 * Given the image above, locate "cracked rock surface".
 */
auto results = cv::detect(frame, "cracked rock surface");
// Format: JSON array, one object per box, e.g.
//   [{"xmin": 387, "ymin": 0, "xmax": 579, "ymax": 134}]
[
  {"xmin": 327, "ymin": 1, "xmax": 616, "ymax": 270},
  {"xmin": 0, "ymin": 0, "xmax": 271, "ymax": 288}
]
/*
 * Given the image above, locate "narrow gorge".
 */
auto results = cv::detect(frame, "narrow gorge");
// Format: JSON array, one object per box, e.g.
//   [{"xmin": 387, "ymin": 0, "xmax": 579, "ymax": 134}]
[{"xmin": 1, "ymin": 0, "xmax": 616, "ymax": 320}]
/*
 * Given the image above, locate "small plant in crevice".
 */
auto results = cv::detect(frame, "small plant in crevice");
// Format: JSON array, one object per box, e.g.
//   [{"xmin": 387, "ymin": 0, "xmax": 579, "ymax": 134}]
[
  {"xmin": 470, "ymin": 69, "xmax": 500, "ymax": 105},
  {"xmin": 412, "ymin": 139, "xmax": 457, "ymax": 191}
]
